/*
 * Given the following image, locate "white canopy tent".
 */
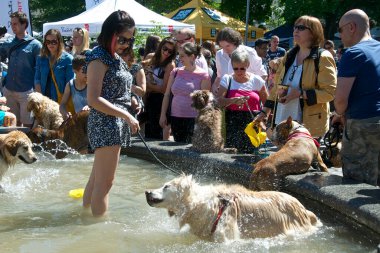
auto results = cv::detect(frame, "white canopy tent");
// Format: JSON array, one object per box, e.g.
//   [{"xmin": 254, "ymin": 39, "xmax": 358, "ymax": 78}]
[{"xmin": 43, "ymin": 0, "xmax": 194, "ymax": 36}]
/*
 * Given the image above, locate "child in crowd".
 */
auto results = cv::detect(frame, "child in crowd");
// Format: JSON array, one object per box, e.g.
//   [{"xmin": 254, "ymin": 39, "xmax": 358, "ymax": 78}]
[
  {"xmin": 60, "ymin": 55, "xmax": 89, "ymax": 119},
  {"xmin": 0, "ymin": 94, "xmax": 16, "ymax": 127}
]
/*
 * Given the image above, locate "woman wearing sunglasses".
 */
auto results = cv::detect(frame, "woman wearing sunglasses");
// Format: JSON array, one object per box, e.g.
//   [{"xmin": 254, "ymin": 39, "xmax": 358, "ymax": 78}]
[
  {"xmin": 35, "ymin": 29, "xmax": 74, "ymax": 102},
  {"xmin": 217, "ymin": 49, "xmax": 268, "ymax": 153},
  {"xmin": 256, "ymin": 15, "xmax": 337, "ymax": 140},
  {"xmin": 142, "ymin": 37, "xmax": 177, "ymax": 140},
  {"xmin": 160, "ymin": 42, "xmax": 211, "ymax": 143},
  {"xmin": 83, "ymin": 10, "xmax": 140, "ymax": 217},
  {"xmin": 71, "ymin": 27, "xmax": 91, "ymax": 56}
]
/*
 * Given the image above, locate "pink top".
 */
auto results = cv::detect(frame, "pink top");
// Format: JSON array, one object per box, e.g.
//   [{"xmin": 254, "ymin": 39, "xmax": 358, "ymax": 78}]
[{"xmin": 170, "ymin": 68, "xmax": 210, "ymax": 118}]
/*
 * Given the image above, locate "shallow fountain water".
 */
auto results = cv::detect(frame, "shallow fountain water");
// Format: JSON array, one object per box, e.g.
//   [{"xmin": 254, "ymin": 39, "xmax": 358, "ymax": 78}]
[{"xmin": 0, "ymin": 152, "xmax": 378, "ymax": 253}]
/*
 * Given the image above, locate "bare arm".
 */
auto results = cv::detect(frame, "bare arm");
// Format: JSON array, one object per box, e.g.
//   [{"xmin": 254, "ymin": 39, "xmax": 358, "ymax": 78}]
[
  {"xmin": 87, "ymin": 60, "xmax": 139, "ymax": 133},
  {"xmin": 258, "ymin": 85, "xmax": 268, "ymax": 104},
  {"xmin": 59, "ymin": 82, "xmax": 71, "ymax": 119},
  {"xmin": 159, "ymin": 73, "xmax": 175, "ymax": 128},
  {"xmin": 131, "ymin": 68, "xmax": 146, "ymax": 97},
  {"xmin": 200, "ymin": 72, "xmax": 211, "ymax": 91},
  {"xmin": 334, "ymin": 77, "xmax": 355, "ymax": 115},
  {"xmin": 34, "ymin": 84, "xmax": 42, "ymax": 93}
]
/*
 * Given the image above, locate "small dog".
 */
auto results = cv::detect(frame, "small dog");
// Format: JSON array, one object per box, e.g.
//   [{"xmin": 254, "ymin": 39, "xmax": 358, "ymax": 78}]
[
  {"xmin": 28, "ymin": 110, "xmax": 90, "ymax": 156},
  {"xmin": 145, "ymin": 174, "xmax": 319, "ymax": 242},
  {"xmin": 190, "ymin": 90, "xmax": 236, "ymax": 153},
  {"xmin": 250, "ymin": 116, "xmax": 328, "ymax": 191},
  {"xmin": 27, "ymin": 92, "xmax": 63, "ymax": 130},
  {"xmin": 0, "ymin": 131, "xmax": 37, "ymax": 185}
]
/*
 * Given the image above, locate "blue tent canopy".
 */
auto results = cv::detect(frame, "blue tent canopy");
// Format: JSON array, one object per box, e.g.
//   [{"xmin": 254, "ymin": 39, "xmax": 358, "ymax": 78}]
[{"xmin": 264, "ymin": 24, "xmax": 293, "ymax": 39}]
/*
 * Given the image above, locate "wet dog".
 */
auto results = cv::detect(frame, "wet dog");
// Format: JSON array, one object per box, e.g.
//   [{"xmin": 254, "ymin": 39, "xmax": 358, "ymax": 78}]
[
  {"xmin": 145, "ymin": 174, "xmax": 319, "ymax": 242},
  {"xmin": 27, "ymin": 92, "xmax": 64, "ymax": 130},
  {"xmin": 28, "ymin": 110, "xmax": 90, "ymax": 157},
  {"xmin": 0, "ymin": 131, "xmax": 37, "ymax": 185},
  {"xmin": 190, "ymin": 90, "xmax": 236, "ymax": 153},
  {"xmin": 250, "ymin": 116, "xmax": 328, "ymax": 191}
]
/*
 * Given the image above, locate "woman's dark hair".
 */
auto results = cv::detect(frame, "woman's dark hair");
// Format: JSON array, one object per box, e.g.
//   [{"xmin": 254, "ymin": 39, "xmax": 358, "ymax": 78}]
[
  {"xmin": 151, "ymin": 37, "xmax": 177, "ymax": 68},
  {"xmin": 202, "ymin": 40, "xmax": 216, "ymax": 57},
  {"xmin": 181, "ymin": 42, "xmax": 202, "ymax": 58},
  {"xmin": 97, "ymin": 10, "xmax": 135, "ymax": 53},
  {"xmin": 144, "ymin": 35, "xmax": 161, "ymax": 59},
  {"xmin": 215, "ymin": 27, "xmax": 242, "ymax": 47}
]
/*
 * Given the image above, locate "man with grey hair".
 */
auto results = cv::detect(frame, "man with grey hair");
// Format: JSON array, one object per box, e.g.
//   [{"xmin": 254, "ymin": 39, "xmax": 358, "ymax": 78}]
[
  {"xmin": 174, "ymin": 28, "xmax": 208, "ymax": 73},
  {"xmin": 333, "ymin": 9, "xmax": 380, "ymax": 186}
]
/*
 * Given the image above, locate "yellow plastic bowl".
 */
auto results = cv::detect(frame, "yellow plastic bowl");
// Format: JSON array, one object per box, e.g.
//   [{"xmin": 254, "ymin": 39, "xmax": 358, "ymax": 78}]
[{"xmin": 69, "ymin": 188, "xmax": 84, "ymax": 199}]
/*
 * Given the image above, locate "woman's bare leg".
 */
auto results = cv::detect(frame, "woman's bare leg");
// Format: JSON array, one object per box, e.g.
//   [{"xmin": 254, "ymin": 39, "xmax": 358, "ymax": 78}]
[{"xmin": 83, "ymin": 145, "xmax": 121, "ymax": 216}]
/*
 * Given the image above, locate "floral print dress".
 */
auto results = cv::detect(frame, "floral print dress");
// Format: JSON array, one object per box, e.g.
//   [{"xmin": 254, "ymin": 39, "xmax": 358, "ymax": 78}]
[{"xmin": 86, "ymin": 46, "xmax": 133, "ymax": 149}]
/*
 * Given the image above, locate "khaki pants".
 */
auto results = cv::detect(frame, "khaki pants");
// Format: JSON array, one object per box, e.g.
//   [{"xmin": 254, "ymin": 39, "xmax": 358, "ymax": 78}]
[{"xmin": 2, "ymin": 87, "xmax": 33, "ymax": 125}]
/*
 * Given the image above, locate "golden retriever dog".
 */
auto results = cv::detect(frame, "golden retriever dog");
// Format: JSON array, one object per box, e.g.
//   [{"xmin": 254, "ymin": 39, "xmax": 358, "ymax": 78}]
[
  {"xmin": 28, "ymin": 110, "xmax": 90, "ymax": 156},
  {"xmin": 250, "ymin": 116, "xmax": 328, "ymax": 191},
  {"xmin": 27, "ymin": 92, "xmax": 63, "ymax": 130},
  {"xmin": 190, "ymin": 90, "xmax": 236, "ymax": 153},
  {"xmin": 0, "ymin": 131, "xmax": 37, "ymax": 185},
  {"xmin": 145, "ymin": 174, "xmax": 319, "ymax": 242}
]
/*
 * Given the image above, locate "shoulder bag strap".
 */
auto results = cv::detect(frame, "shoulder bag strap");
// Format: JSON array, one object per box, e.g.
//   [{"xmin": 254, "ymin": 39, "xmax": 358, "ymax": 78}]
[
  {"xmin": 49, "ymin": 60, "xmax": 61, "ymax": 98},
  {"xmin": 225, "ymin": 75, "xmax": 232, "ymax": 98},
  {"xmin": 8, "ymin": 38, "xmax": 34, "ymax": 59}
]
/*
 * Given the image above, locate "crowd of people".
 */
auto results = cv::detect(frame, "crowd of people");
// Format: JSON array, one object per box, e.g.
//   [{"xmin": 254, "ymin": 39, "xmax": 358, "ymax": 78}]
[{"xmin": 0, "ymin": 8, "xmax": 379, "ymax": 217}]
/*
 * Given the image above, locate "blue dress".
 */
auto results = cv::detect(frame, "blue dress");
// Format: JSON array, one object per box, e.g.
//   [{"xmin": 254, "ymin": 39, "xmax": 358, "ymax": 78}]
[{"xmin": 86, "ymin": 46, "xmax": 133, "ymax": 149}]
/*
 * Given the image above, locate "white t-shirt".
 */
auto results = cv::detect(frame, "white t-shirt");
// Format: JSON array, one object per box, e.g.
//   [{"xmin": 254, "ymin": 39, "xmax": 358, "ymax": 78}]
[
  {"xmin": 275, "ymin": 58, "xmax": 303, "ymax": 124},
  {"xmin": 215, "ymin": 45, "xmax": 267, "ymax": 78}
]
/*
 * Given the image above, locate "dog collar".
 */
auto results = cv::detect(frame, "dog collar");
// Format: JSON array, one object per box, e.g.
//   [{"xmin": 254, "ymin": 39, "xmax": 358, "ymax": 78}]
[
  {"xmin": 286, "ymin": 132, "xmax": 320, "ymax": 148},
  {"xmin": 211, "ymin": 198, "xmax": 229, "ymax": 234}
]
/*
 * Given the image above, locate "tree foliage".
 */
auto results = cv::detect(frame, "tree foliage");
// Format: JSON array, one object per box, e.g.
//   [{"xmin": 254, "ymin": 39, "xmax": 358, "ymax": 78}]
[
  {"xmin": 30, "ymin": 0, "xmax": 85, "ymax": 31},
  {"xmin": 220, "ymin": 0, "xmax": 272, "ymax": 24},
  {"xmin": 280, "ymin": 0, "xmax": 380, "ymax": 39}
]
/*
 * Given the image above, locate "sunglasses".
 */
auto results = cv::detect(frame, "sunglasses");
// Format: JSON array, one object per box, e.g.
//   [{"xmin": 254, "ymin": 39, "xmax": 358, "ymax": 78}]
[
  {"xmin": 117, "ymin": 36, "xmax": 135, "ymax": 46},
  {"xmin": 174, "ymin": 37, "xmax": 191, "ymax": 44},
  {"xmin": 288, "ymin": 65, "xmax": 299, "ymax": 82},
  {"xmin": 293, "ymin": 25, "xmax": 311, "ymax": 31},
  {"xmin": 162, "ymin": 46, "xmax": 174, "ymax": 54},
  {"xmin": 45, "ymin": 39, "xmax": 58, "ymax": 45},
  {"xmin": 233, "ymin": 67, "xmax": 247, "ymax": 71},
  {"xmin": 338, "ymin": 22, "xmax": 351, "ymax": 33}
]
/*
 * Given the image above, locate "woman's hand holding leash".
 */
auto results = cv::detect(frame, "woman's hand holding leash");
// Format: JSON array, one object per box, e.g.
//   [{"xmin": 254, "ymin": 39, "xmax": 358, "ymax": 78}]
[{"xmin": 126, "ymin": 114, "xmax": 140, "ymax": 134}]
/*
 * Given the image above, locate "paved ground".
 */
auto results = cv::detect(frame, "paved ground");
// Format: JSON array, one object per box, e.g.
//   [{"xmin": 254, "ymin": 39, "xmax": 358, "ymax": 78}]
[{"xmin": 123, "ymin": 136, "xmax": 380, "ymax": 238}]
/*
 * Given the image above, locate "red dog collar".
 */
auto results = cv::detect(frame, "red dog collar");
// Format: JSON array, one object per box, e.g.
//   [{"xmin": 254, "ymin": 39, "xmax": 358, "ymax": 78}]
[{"xmin": 286, "ymin": 132, "xmax": 320, "ymax": 148}]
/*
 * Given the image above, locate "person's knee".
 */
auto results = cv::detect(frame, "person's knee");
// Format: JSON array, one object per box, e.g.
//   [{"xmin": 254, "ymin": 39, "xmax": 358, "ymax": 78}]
[{"xmin": 3, "ymin": 112, "xmax": 16, "ymax": 126}]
